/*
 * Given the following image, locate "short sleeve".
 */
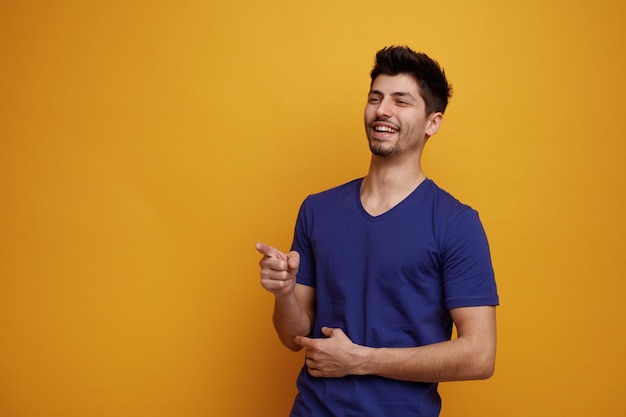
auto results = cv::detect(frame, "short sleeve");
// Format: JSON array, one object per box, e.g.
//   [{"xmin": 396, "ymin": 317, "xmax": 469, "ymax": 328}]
[
  {"xmin": 441, "ymin": 209, "xmax": 499, "ymax": 309},
  {"xmin": 291, "ymin": 197, "xmax": 316, "ymax": 288}
]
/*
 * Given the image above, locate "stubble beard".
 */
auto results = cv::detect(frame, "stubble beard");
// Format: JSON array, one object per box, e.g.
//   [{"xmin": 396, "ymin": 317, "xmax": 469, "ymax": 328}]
[
  {"xmin": 365, "ymin": 117, "xmax": 403, "ymax": 157},
  {"xmin": 367, "ymin": 133, "xmax": 401, "ymax": 157}
]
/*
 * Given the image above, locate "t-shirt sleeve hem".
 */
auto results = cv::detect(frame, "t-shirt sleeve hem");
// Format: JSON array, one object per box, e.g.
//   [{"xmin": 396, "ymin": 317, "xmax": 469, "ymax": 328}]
[
  {"xmin": 296, "ymin": 275, "xmax": 316, "ymax": 288},
  {"xmin": 296, "ymin": 281, "xmax": 316, "ymax": 288},
  {"xmin": 446, "ymin": 296, "xmax": 500, "ymax": 309}
]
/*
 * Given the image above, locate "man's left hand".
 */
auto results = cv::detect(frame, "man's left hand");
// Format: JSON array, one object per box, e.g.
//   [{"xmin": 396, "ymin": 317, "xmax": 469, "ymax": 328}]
[{"xmin": 294, "ymin": 327, "xmax": 369, "ymax": 378}]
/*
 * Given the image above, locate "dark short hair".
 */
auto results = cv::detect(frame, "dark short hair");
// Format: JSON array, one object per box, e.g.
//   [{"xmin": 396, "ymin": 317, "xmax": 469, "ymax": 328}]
[{"xmin": 370, "ymin": 46, "xmax": 453, "ymax": 114}]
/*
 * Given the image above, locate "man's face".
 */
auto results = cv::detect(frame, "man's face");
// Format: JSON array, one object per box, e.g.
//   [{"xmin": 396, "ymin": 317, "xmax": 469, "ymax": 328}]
[{"xmin": 364, "ymin": 74, "xmax": 440, "ymax": 158}]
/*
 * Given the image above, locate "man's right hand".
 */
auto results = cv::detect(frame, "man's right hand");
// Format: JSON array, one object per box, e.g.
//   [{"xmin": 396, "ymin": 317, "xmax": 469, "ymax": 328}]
[{"xmin": 256, "ymin": 243, "xmax": 301, "ymax": 297}]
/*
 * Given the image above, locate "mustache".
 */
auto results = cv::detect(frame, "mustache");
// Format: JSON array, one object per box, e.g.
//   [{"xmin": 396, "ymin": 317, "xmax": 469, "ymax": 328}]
[{"xmin": 369, "ymin": 118, "xmax": 400, "ymax": 129}]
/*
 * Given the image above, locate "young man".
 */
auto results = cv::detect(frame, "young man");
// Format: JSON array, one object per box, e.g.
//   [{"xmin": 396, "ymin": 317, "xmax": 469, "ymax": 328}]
[{"xmin": 256, "ymin": 46, "xmax": 499, "ymax": 417}]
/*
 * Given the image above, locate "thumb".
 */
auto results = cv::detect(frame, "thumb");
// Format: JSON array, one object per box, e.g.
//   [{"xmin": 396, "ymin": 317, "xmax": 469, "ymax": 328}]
[
  {"xmin": 293, "ymin": 335, "xmax": 311, "ymax": 348},
  {"xmin": 287, "ymin": 251, "xmax": 300, "ymax": 271},
  {"xmin": 255, "ymin": 242, "xmax": 287, "ymax": 260},
  {"xmin": 321, "ymin": 327, "xmax": 337, "ymax": 337}
]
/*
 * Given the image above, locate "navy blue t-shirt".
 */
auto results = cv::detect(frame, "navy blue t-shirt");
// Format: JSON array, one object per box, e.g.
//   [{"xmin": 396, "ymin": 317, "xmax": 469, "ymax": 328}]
[{"xmin": 289, "ymin": 178, "xmax": 499, "ymax": 417}]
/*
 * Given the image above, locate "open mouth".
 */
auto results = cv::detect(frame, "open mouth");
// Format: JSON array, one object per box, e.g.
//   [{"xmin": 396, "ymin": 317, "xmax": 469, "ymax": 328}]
[
  {"xmin": 372, "ymin": 122, "xmax": 399, "ymax": 135},
  {"xmin": 374, "ymin": 125, "xmax": 398, "ymax": 133}
]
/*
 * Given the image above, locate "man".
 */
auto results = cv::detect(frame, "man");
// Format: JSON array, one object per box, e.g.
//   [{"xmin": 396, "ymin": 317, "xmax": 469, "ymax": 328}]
[{"xmin": 256, "ymin": 46, "xmax": 499, "ymax": 417}]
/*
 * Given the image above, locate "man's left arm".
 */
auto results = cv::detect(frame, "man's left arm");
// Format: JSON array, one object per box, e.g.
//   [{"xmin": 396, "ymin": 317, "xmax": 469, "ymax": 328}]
[{"xmin": 294, "ymin": 305, "xmax": 496, "ymax": 383}]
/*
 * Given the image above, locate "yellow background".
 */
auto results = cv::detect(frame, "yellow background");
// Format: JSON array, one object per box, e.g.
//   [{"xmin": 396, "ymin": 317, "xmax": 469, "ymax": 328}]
[{"xmin": 1, "ymin": 1, "xmax": 625, "ymax": 416}]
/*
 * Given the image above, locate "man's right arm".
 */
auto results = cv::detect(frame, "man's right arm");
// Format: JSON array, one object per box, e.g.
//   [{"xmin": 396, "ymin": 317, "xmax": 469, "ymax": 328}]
[{"xmin": 256, "ymin": 243, "xmax": 316, "ymax": 351}]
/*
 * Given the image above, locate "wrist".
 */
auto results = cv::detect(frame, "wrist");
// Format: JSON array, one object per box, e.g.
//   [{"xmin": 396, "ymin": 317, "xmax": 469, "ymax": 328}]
[
  {"xmin": 270, "ymin": 276, "xmax": 296, "ymax": 297},
  {"xmin": 353, "ymin": 345, "xmax": 376, "ymax": 376},
  {"xmin": 273, "ymin": 288, "xmax": 297, "ymax": 302}
]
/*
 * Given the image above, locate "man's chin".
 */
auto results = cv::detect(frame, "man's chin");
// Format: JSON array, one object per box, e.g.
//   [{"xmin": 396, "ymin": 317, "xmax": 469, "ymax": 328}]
[{"xmin": 368, "ymin": 142, "xmax": 397, "ymax": 157}]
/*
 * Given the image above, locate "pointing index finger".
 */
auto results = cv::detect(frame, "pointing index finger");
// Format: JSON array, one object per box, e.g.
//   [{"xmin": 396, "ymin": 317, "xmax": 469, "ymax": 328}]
[{"xmin": 255, "ymin": 242, "xmax": 287, "ymax": 260}]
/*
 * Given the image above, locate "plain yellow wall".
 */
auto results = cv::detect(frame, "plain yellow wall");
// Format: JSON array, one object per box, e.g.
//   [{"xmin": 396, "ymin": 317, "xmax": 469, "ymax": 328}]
[{"xmin": 1, "ymin": 1, "xmax": 625, "ymax": 416}]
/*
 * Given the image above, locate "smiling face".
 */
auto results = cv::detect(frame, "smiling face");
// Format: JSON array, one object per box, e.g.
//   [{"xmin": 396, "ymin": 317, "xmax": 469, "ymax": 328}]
[{"xmin": 364, "ymin": 73, "xmax": 442, "ymax": 158}]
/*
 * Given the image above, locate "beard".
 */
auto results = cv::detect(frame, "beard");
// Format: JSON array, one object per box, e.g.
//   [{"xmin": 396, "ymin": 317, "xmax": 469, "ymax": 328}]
[
  {"xmin": 367, "ymin": 135, "xmax": 401, "ymax": 157},
  {"xmin": 365, "ymin": 118, "xmax": 403, "ymax": 157}
]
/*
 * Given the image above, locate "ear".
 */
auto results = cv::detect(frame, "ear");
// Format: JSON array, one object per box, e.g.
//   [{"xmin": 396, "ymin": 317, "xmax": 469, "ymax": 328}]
[{"xmin": 425, "ymin": 112, "xmax": 443, "ymax": 137}]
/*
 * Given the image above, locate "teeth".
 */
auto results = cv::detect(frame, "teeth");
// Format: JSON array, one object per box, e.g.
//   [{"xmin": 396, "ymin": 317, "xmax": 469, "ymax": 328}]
[{"xmin": 374, "ymin": 125, "xmax": 398, "ymax": 133}]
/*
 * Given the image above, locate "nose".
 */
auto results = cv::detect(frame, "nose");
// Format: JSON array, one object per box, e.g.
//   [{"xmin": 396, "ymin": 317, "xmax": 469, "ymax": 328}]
[{"xmin": 375, "ymin": 98, "xmax": 392, "ymax": 119}]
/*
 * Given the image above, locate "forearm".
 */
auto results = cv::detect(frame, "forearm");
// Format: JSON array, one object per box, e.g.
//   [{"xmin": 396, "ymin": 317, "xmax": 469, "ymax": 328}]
[
  {"xmin": 256, "ymin": 244, "xmax": 314, "ymax": 351},
  {"xmin": 358, "ymin": 336, "xmax": 495, "ymax": 382},
  {"xmin": 356, "ymin": 306, "xmax": 497, "ymax": 382},
  {"xmin": 272, "ymin": 293, "xmax": 312, "ymax": 351}
]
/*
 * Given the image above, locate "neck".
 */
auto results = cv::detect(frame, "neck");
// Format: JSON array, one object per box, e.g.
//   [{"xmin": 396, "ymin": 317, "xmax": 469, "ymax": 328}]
[{"xmin": 360, "ymin": 154, "xmax": 426, "ymax": 216}]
